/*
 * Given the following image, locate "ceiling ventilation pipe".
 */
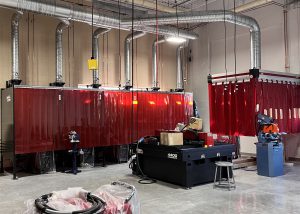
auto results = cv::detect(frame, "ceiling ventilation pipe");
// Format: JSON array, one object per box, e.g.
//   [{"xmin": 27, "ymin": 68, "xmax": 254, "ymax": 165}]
[
  {"xmin": 176, "ymin": 45, "xmax": 184, "ymax": 92},
  {"xmin": 0, "ymin": 0, "xmax": 198, "ymax": 40},
  {"xmin": 124, "ymin": 31, "xmax": 146, "ymax": 89},
  {"xmin": 123, "ymin": 10, "xmax": 261, "ymax": 69},
  {"xmin": 141, "ymin": 25, "xmax": 198, "ymax": 40},
  {"xmin": 92, "ymin": 28, "xmax": 111, "ymax": 88},
  {"xmin": 8, "ymin": 11, "xmax": 23, "ymax": 88},
  {"xmin": 152, "ymin": 37, "xmax": 165, "ymax": 91},
  {"xmin": 50, "ymin": 20, "xmax": 70, "ymax": 87}
]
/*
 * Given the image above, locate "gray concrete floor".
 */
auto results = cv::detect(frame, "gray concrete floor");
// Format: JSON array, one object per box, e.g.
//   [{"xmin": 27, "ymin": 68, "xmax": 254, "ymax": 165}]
[{"xmin": 0, "ymin": 163, "xmax": 299, "ymax": 214}]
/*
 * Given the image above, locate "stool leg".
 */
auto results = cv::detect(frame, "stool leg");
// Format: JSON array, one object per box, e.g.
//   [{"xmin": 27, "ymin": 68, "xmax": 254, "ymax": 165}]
[
  {"xmin": 227, "ymin": 166, "xmax": 231, "ymax": 190},
  {"xmin": 214, "ymin": 166, "xmax": 218, "ymax": 188},
  {"xmin": 231, "ymin": 166, "xmax": 236, "ymax": 188},
  {"xmin": 219, "ymin": 166, "xmax": 222, "ymax": 185}
]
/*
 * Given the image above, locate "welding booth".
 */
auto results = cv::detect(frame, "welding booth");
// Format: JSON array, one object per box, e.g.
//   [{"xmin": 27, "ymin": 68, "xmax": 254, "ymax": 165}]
[
  {"xmin": 208, "ymin": 70, "xmax": 300, "ymax": 136},
  {"xmin": 0, "ymin": 86, "xmax": 193, "ymax": 178},
  {"xmin": 208, "ymin": 70, "xmax": 300, "ymax": 176}
]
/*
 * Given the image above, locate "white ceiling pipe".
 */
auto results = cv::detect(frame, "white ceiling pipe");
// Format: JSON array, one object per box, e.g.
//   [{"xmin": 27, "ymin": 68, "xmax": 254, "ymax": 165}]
[
  {"xmin": 50, "ymin": 20, "xmax": 70, "ymax": 86},
  {"xmin": 92, "ymin": 28, "xmax": 111, "ymax": 88},
  {"xmin": 124, "ymin": 31, "xmax": 146, "ymax": 89},
  {"xmin": 152, "ymin": 37, "xmax": 165, "ymax": 90},
  {"xmin": 11, "ymin": 11, "xmax": 23, "ymax": 85},
  {"xmin": 176, "ymin": 45, "xmax": 184, "ymax": 91}
]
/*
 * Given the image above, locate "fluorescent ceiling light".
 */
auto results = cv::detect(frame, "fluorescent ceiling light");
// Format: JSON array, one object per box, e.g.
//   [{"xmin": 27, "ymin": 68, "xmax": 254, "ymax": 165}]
[{"xmin": 166, "ymin": 36, "xmax": 187, "ymax": 44}]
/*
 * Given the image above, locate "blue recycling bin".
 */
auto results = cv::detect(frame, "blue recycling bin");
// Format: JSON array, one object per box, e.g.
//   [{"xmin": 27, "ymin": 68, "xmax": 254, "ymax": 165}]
[{"xmin": 256, "ymin": 142, "xmax": 284, "ymax": 177}]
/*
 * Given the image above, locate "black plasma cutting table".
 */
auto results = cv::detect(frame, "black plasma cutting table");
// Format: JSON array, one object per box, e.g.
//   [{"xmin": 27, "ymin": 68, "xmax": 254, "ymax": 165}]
[{"xmin": 133, "ymin": 143, "xmax": 236, "ymax": 188}]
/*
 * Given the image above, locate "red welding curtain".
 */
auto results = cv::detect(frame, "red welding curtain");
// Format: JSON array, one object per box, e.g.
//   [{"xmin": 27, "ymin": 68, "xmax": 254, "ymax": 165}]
[
  {"xmin": 209, "ymin": 79, "xmax": 300, "ymax": 136},
  {"xmin": 209, "ymin": 80, "xmax": 257, "ymax": 136},
  {"xmin": 256, "ymin": 81, "xmax": 300, "ymax": 133},
  {"xmin": 13, "ymin": 88, "xmax": 193, "ymax": 154}
]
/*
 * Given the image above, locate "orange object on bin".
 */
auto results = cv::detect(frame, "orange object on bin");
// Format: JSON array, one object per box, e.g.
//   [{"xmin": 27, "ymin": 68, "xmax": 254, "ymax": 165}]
[{"xmin": 262, "ymin": 124, "xmax": 279, "ymax": 133}]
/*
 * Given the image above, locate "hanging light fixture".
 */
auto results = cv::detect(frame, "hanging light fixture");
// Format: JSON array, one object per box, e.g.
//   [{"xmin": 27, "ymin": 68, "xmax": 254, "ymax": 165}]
[
  {"xmin": 165, "ymin": 0, "xmax": 186, "ymax": 44},
  {"xmin": 165, "ymin": 36, "xmax": 186, "ymax": 44}
]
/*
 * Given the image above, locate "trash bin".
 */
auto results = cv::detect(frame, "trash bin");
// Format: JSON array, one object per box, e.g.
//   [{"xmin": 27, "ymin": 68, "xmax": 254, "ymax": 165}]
[{"xmin": 256, "ymin": 142, "xmax": 284, "ymax": 177}]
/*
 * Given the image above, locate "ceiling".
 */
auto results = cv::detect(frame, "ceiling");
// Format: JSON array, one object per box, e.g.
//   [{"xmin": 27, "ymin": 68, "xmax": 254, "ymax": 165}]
[
  {"xmin": 137, "ymin": 0, "xmax": 217, "ymax": 11},
  {"xmin": 66, "ymin": 0, "xmax": 286, "ymax": 12},
  {"xmin": 64, "ymin": 0, "xmax": 286, "ymax": 15},
  {"xmin": 61, "ymin": 0, "xmax": 286, "ymax": 30},
  {"xmin": 93, "ymin": 0, "xmax": 219, "ymax": 15}
]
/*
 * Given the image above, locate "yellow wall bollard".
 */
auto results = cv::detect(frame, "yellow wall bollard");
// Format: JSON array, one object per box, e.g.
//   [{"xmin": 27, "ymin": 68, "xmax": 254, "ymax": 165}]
[{"xmin": 88, "ymin": 58, "xmax": 98, "ymax": 70}]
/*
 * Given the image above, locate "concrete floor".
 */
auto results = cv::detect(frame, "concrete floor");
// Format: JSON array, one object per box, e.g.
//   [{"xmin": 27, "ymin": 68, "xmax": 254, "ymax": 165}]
[{"xmin": 0, "ymin": 164, "xmax": 299, "ymax": 214}]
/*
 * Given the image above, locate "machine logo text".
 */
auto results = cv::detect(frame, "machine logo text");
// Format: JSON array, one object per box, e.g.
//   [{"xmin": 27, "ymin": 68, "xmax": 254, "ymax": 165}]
[{"xmin": 168, "ymin": 153, "xmax": 178, "ymax": 159}]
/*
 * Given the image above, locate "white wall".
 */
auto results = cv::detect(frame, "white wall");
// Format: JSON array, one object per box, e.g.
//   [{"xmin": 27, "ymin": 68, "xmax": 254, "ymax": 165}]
[{"xmin": 188, "ymin": 3, "xmax": 300, "ymax": 154}]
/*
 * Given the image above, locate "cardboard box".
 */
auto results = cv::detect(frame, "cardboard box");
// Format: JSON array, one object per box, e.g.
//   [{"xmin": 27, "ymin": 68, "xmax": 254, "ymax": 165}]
[
  {"xmin": 160, "ymin": 132, "xmax": 183, "ymax": 146},
  {"xmin": 187, "ymin": 117, "xmax": 203, "ymax": 131}
]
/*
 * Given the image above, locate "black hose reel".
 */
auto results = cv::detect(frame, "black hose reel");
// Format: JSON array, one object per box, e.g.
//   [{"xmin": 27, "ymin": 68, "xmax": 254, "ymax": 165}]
[{"xmin": 34, "ymin": 193, "xmax": 105, "ymax": 214}]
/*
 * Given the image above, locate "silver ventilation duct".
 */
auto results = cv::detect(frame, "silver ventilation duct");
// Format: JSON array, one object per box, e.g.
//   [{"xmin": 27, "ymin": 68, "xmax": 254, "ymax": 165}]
[
  {"xmin": 0, "ymin": 0, "xmax": 198, "ymax": 40},
  {"xmin": 124, "ymin": 31, "xmax": 146, "ymax": 89},
  {"xmin": 92, "ymin": 28, "xmax": 111, "ymax": 88},
  {"xmin": 176, "ymin": 45, "xmax": 184, "ymax": 91},
  {"xmin": 50, "ymin": 20, "xmax": 69, "ymax": 87},
  {"xmin": 10, "ymin": 11, "xmax": 23, "ymax": 86},
  {"xmin": 123, "ymin": 10, "xmax": 261, "ymax": 69},
  {"xmin": 134, "ymin": 25, "xmax": 198, "ymax": 40},
  {"xmin": 152, "ymin": 37, "xmax": 165, "ymax": 90},
  {"xmin": 0, "ymin": 0, "xmax": 118, "ymax": 28}
]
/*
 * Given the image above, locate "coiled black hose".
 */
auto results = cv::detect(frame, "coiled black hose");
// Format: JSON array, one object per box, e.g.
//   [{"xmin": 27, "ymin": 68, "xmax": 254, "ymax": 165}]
[{"xmin": 35, "ymin": 193, "xmax": 105, "ymax": 214}]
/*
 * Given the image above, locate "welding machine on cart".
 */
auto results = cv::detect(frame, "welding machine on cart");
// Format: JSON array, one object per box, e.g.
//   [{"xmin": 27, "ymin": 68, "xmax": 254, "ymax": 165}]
[{"xmin": 256, "ymin": 114, "xmax": 284, "ymax": 177}]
